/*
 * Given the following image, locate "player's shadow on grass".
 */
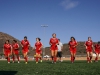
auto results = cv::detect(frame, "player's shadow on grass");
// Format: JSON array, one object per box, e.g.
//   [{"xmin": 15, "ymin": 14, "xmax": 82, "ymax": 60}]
[{"xmin": 0, "ymin": 71, "xmax": 17, "ymax": 75}]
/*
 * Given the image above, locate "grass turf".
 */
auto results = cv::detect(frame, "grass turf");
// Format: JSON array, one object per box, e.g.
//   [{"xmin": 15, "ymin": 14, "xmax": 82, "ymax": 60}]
[{"xmin": 0, "ymin": 60, "xmax": 100, "ymax": 75}]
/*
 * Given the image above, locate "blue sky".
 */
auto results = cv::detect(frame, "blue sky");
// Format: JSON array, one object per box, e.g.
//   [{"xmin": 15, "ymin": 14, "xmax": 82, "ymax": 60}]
[{"xmin": 0, "ymin": 0, "xmax": 100, "ymax": 47}]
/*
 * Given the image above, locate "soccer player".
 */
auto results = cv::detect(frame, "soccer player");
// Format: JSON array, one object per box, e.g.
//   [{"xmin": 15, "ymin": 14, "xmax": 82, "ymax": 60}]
[
  {"xmin": 94, "ymin": 41, "xmax": 100, "ymax": 62},
  {"xmin": 57, "ymin": 39, "xmax": 63, "ymax": 62},
  {"xmin": 49, "ymin": 33, "xmax": 59, "ymax": 63},
  {"xmin": 21, "ymin": 36, "xmax": 30, "ymax": 64},
  {"xmin": 33, "ymin": 38, "xmax": 43, "ymax": 64},
  {"xmin": 84, "ymin": 37, "xmax": 93, "ymax": 63},
  {"xmin": 3, "ymin": 40, "xmax": 12, "ymax": 63},
  {"xmin": 12, "ymin": 40, "xmax": 20, "ymax": 63},
  {"xmin": 68, "ymin": 37, "xmax": 78, "ymax": 63}
]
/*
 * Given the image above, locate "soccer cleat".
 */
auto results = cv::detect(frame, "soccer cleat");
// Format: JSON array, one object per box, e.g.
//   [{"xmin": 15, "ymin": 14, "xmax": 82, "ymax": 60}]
[
  {"xmin": 25, "ymin": 62, "xmax": 27, "ymax": 64},
  {"xmin": 90, "ymin": 61, "xmax": 92, "ymax": 63},
  {"xmin": 36, "ymin": 62, "xmax": 38, "ymax": 64},
  {"xmin": 40, "ymin": 60, "xmax": 42, "ymax": 63},
  {"xmin": 54, "ymin": 62, "xmax": 56, "ymax": 64},
  {"xmin": 87, "ymin": 61, "xmax": 89, "ymax": 63},
  {"xmin": 8, "ymin": 62, "xmax": 10, "ymax": 64},
  {"xmin": 12, "ymin": 61, "xmax": 15, "ymax": 63},
  {"xmin": 52, "ymin": 61, "xmax": 54, "ymax": 64},
  {"xmin": 18, "ymin": 61, "xmax": 20, "ymax": 63}
]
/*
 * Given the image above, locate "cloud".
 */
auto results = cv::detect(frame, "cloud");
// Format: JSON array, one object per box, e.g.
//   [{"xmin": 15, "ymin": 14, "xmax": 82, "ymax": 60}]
[{"xmin": 60, "ymin": 0, "xmax": 79, "ymax": 10}]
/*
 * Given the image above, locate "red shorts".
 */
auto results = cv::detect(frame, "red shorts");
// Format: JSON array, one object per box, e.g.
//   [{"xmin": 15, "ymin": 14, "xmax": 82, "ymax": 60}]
[
  {"xmin": 86, "ymin": 49, "xmax": 92, "ymax": 53},
  {"xmin": 36, "ymin": 50, "xmax": 42, "ymax": 54},
  {"xmin": 22, "ymin": 49, "xmax": 29, "ymax": 54},
  {"xmin": 95, "ymin": 50, "xmax": 100, "ymax": 54},
  {"xmin": 13, "ymin": 50, "xmax": 19, "ymax": 55},
  {"xmin": 50, "ymin": 45, "xmax": 58, "ymax": 50},
  {"xmin": 70, "ymin": 48, "xmax": 76, "ymax": 54},
  {"xmin": 4, "ymin": 50, "xmax": 11, "ymax": 56}
]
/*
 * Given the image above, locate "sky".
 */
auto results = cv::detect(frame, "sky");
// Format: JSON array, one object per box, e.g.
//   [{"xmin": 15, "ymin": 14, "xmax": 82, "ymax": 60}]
[{"xmin": 0, "ymin": 0, "xmax": 100, "ymax": 47}]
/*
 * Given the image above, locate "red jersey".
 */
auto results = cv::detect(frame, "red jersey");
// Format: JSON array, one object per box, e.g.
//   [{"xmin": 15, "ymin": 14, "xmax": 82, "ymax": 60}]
[
  {"xmin": 68, "ymin": 41, "xmax": 77, "ymax": 49},
  {"xmin": 94, "ymin": 44, "xmax": 100, "ymax": 51},
  {"xmin": 35, "ymin": 42, "xmax": 42, "ymax": 50},
  {"xmin": 21, "ymin": 40, "xmax": 30, "ymax": 50},
  {"xmin": 4, "ymin": 44, "xmax": 12, "ymax": 51},
  {"xmin": 85, "ymin": 40, "xmax": 93, "ymax": 50},
  {"xmin": 50, "ymin": 38, "xmax": 58, "ymax": 46},
  {"xmin": 12, "ymin": 43, "xmax": 19, "ymax": 50}
]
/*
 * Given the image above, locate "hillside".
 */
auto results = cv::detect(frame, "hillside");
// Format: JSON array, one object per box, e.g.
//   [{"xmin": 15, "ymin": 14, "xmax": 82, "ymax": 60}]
[{"xmin": 0, "ymin": 32, "xmax": 97, "ymax": 56}]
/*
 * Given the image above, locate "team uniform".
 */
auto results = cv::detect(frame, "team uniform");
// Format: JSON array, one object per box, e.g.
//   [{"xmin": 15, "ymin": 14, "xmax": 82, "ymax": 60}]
[
  {"xmin": 12, "ymin": 43, "xmax": 19, "ymax": 55},
  {"xmin": 85, "ymin": 40, "xmax": 93, "ymax": 53},
  {"xmin": 57, "ymin": 42, "xmax": 63, "ymax": 58},
  {"xmin": 3, "ymin": 44, "xmax": 12, "ymax": 63},
  {"xmin": 21, "ymin": 40, "xmax": 30, "ymax": 54},
  {"xmin": 21, "ymin": 40, "xmax": 30, "ymax": 63},
  {"xmin": 12, "ymin": 43, "xmax": 20, "ymax": 62},
  {"xmin": 85, "ymin": 40, "xmax": 93, "ymax": 62},
  {"xmin": 68, "ymin": 41, "xmax": 77, "ymax": 54},
  {"xmin": 35, "ymin": 42, "xmax": 42, "ymax": 54},
  {"xmin": 49, "ymin": 38, "xmax": 58, "ymax": 50},
  {"xmin": 68, "ymin": 40, "xmax": 77, "ymax": 63},
  {"xmin": 94, "ymin": 44, "xmax": 100, "ymax": 54},
  {"xmin": 94, "ymin": 44, "xmax": 100, "ymax": 62}
]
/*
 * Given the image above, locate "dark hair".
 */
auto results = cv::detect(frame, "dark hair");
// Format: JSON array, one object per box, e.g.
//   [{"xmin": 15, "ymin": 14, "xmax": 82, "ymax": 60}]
[
  {"xmin": 52, "ymin": 33, "xmax": 56, "ymax": 36},
  {"xmin": 70, "ymin": 37, "xmax": 75, "ymax": 41},
  {"xmin": 24, "ymin": 36, "xmax": 27, "ymax": 39},
  {"xmin": 88, "ymin": 37, "xmax": 91, "ymax": 39},
  {"xmin": 36, "ymin": 37, "xmax": 41, "ymax": 41},
  {"xmin": 98, "ymin": 41, "xmax": 100, "ymax": 44},
  {"xmin": 13, "ymin": 40, "xmax": 17, "ymax": 43},
  {"xmin": 5, "ymin": 40, "xmax": 9, "ymax": 44},
  {"xmin": 58, "ymin": 39, "xmax": 60, "ymax": 41}
]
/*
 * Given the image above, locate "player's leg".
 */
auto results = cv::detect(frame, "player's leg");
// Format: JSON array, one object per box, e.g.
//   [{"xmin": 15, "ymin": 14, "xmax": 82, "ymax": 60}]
[
  {"xmin": 90, "ymin": 52, "xmax": 93, "ymax": 63},
  {"xmin": 73, "ymin": 50, "xmax": 76, "ymax": 62},
  {"xmin": 59, "ymin": 52, "xmax": 62, "ymax": 62},
  {"xmin": 95, "ymin": 52, "xmax": 99, "ymax": 62},
  {"xmin": 87, "ymin": 51, "xmax": 90, "ymax": 63},
  {"xmin": 7, "ymin": 53, "xmax": 11, "ymax": 64},
  {"xmin": 36, "ymin": 53, "xmax": 39, "ymax": 63},
  {"xmin": 53, "ymin": 50, "xmax": 57, "ymax": 63},
  {"xmin": 23, "ymin": 52, "xmax": 28, "ymax": 64},
  {"xmin": 70, "ymin": 51, "xmax": 74, "ymax": 63},
  {"xmin": 12, "ymin": 54, "xmax": 15, "ymax": 63},
  {"xmin": 51, "ymin": 50, "xmax": 54, "ymax": 63}
]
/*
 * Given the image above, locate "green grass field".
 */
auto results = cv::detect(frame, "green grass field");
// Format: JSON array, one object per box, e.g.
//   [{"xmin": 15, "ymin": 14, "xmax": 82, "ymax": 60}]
[{"xmin": 0, "ymin": 60, "xmax": 100, "ymax": 75}]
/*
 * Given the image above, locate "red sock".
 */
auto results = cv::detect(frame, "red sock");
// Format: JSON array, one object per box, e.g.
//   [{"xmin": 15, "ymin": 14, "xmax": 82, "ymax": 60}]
[
  {"xmin": 17, "ymin": 56, "xmax": 20, "ymax": 61},
  {"xmin": 39, "ymin": 57, "xmax": 42, "ymax": 60},
  {"xmin": 51, "ymin": 56, "xmax": 53, "ymax": 61},
  {"xmin": 95, "ymin": 57, "xmax": 98, "ymax": 61},
  {"xmin": 54, "ymin": 56, "xmax": 57, "ymax": 62},
  {"xmin": 87, "ymin": 57, "xmax": 90, "ymax": 61},
  {"xmin": 24, "ymin": 57, "xmax": 27, "ymax": 62},
  {"xmin": 36, "ymin": 57, "xmax": 38, "ymax": 62},
  {"xmin": 90, "ymin": 56, "xmax": 92, "ymax": 60},
  {"xmin": 71, "ymin": 56, "xmax": 73, "ymax": 62},
  {"xmin": 8, "ymin": 57, "xmax": 10, "ymax": 62},
  {"xmin": 12, "ymin": 56, "xmax": 15, "ymax": 61}
]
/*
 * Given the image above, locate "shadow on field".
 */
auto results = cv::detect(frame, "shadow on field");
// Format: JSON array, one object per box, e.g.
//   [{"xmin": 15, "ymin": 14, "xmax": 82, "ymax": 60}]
[{"xmin": 0, "ymin": 71, "xmax": 17, "ymax": 75}]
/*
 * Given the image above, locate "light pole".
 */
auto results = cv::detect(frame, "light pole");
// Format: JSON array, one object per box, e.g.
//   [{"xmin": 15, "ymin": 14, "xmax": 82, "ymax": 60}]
[{"xmin": 41, "ymin": 25, "xmax": 48, "ymax": 58}]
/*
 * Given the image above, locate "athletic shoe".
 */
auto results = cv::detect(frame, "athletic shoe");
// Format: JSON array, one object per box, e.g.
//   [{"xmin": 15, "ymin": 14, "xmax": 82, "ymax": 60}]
[
  {"xmin": 18, "ymin": 61, "xmax": 20, "ymax": 63},
  {"xmin": 25, "ymin": 62, "xmax": 27, "ymax": 64},
  {"xmin": 87, "ymin": 61, "xmax": 89, "ymax": 63},
  {"xmin": 40, "ymin": 60, "xmax": 42, "ymax": 63},
  {"xmin": 12, "ymin": 61, "xmax": 15, "ymax": 63},
  {"xmin": 90, "ymin": 61, "xmax": 92, "ymax": 63},
  {"xmin": 36, "ymin": 62, "xmax": 38, "ymax": 64},
  {"xmin": 8, "ymin": 62, "xmax": 10, "ymax": 64}
]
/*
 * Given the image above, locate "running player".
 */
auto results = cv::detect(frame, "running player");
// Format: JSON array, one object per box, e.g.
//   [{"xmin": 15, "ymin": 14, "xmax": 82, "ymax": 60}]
[
  {"xmin": 33, "ymin": 38, "xmax": 43, "ymax": 64},
  {"xmin": 94, "ymin": 41, "xmax": 100, "ymax": 62},
  {"xmin": 21, "ymin": 36, "xmax": 30, "ymax": 64},
  {"xmin": 68, "ymin": 37, "xmax": 78, "ymax": 63},
  {"xmin": 12, "ymin": 40, "xmax": 20, "ymax": 63},
  {"xmin": 3, "ymin": 40, "xmax": 12, "ymax": 63},
  {"xmin": 49, "ymin": 33, "xmax": 59, "ymax": 63},
  {"xmin": 85, "ymin": 37, "xmax": 93, "ymax": 63},
  {"xmin": 57, "ymin": 39, "xmax": 63, "ymax": 62}
]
